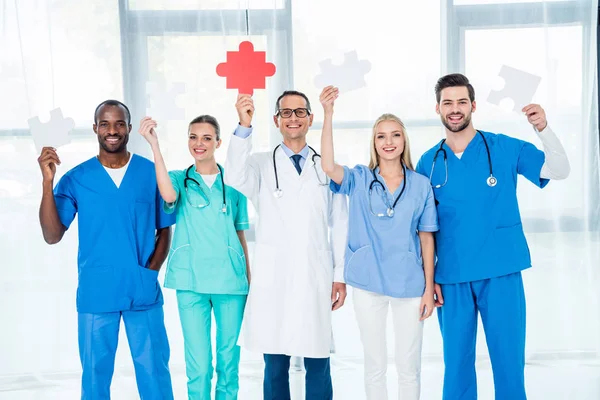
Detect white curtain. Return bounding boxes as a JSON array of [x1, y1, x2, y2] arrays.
[[1, 0, 598, 394]]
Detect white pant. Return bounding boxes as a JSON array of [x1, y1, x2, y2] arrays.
[[353, 288, 424, 400]]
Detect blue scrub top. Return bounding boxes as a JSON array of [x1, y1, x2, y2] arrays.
[[330, 165, 438, 298], [53, 154, 176, 314], [163, 166, 250, 295], [415, 130, 549, 284]]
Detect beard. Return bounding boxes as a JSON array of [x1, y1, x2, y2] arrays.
[[441, 113, 471, 133], [99, 134, 129, 153]]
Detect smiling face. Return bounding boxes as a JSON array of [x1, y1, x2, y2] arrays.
[[273, 94, 314, 141], [374, 120, 406, 164], [93, 104, 131, 153], [188, 122, 221, 161], [436, 86, 476, 133]]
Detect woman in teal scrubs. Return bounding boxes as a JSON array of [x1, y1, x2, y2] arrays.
[[140, 115, 250, 400]]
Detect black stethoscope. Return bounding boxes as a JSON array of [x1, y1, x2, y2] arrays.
[[368, 163, 407, 218], [184, 163, 227, 213], [272, 145, 328, 198], [429, 130, 497, 189]]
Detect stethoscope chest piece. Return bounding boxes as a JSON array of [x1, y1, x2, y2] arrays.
[[386, 208, 395, 217], [487, 175, 498, 187], [273, 188, 284, 198]]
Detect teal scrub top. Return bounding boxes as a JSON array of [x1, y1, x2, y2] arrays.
[[53, 155, 175, 313], [163, 166, 250, 295], [415, 130, 548, 284]]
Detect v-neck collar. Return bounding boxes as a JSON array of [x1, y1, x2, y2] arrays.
[[374, 166, 408, 198], [95, 153, 135, 190], [189, 166, 223, 191], [443, 131, 483, 163]]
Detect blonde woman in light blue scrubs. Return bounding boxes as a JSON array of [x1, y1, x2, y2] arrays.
[[319, 86, 438, 400], [139, 115, 250, 400]]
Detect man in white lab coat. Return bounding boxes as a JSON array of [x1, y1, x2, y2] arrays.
[[225, 91, 348, 399]]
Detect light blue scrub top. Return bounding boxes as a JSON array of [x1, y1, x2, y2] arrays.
[[415, 130, 548, 284], [163, 166, 250, 295], [330, 165, 438, 298], [54, 155, 176, 314]]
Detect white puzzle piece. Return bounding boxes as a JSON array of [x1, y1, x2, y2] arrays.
[[28, 108, 74, 153], [314, 50, 371, 93], [145, 81, 186, 122], [487, 65, 542, 112]]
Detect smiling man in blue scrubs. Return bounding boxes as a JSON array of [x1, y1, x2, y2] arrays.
[[37, 100, 175, 400], [416, 74, 570, 399]]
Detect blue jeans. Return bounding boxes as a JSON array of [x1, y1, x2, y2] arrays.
[[263, 354, 333, 400]]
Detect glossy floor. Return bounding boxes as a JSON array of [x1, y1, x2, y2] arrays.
[[1, 358, 599, 399]]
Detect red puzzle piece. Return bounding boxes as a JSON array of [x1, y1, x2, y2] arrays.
[[216, 41, 276, 95]]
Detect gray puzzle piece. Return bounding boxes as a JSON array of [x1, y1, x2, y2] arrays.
[[314, 50, 371, 93], [146, 82, 186, 122], [28, 108, 74, 153], [487, 65, 541, 112]]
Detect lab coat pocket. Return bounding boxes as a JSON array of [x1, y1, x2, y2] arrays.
[[251, 243, 278, 288], [345, 245, 376, 287], [312, 249, 334, 294]]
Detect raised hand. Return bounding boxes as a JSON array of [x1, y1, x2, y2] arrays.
[[522, 104, 547, 132], [319, 86, 339, 115], [139, 117, 159, 147], [236, 94, 254, 128], [37, 147, 61, 182]]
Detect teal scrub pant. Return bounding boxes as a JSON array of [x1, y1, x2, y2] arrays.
[[437, 272, 527, 400], [176, 291, 247, 400]]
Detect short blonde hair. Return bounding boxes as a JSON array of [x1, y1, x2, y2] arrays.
[[368, 113, 414, 171]]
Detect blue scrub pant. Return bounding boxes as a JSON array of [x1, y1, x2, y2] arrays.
[[176, 291, 247, 400], [263, 354, 333, 400], [78, 307, 173, 400], [437, 272, 526, 400]]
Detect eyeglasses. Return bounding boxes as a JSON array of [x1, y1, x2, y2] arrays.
[[277, 108, 310, 118]]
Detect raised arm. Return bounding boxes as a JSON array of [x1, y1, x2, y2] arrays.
[[139, 117, 177, 204], [224, 94, 261, 201], [319, 86, 345, 185], [522, 104, 570, 180], [37, 147, 67, 244]]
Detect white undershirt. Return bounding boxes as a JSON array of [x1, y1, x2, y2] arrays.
[[201, 174, 218, 188], [455, 152, 464, 159], [102, 156, 131, 188]]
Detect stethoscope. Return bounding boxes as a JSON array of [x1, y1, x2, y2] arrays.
[[368, 163, 407, 218], [429, 130, 497, 189], [184, 163, 227, 213], [272, 145, 328, 198]]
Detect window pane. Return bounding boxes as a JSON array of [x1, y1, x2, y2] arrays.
[[455, 0, 569, 5], [465, 26, 583, 222], [291, 0, 441, 124], [145, 34, 275, 226], [0, 0, 123, 130], [129, 0, 285, 10]]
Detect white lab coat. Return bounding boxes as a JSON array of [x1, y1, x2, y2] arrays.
[[224, 133, 348, 358]]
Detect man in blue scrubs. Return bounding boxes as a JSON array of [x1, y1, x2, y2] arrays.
[[416, 74, 570, 399], [37, 100, 175, 399]]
